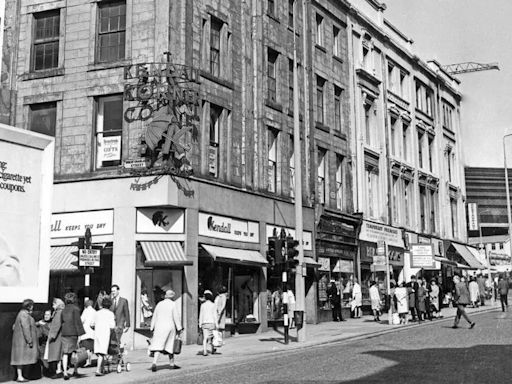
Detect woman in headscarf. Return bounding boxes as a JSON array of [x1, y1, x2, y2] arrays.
[[47, 298, 65, 378], [36, 309, 53, 377], [11, 299, 38, 383], [60, 292, 85, 380], [149, 290, 183, 371]]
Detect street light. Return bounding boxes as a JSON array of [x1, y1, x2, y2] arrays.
[[502, 134, 512, 274], [477, 207, 494, 303]]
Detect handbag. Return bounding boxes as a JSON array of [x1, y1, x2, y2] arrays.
[[173, 337, 182, 355], [71, 347, 88, 368], [196, 329, 203, 345]]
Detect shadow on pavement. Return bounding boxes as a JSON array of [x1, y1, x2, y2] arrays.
[[342, 344, 512, 383]]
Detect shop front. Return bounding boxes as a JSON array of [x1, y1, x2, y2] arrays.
[[445, 241, 486, 278], [197, 212, 266, 334], [358, 221, 405, 304], [49, 210, 114, 304], [316, 212, 360, 322]]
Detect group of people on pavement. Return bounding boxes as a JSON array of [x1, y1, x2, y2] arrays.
[[10, 285, 130, 382], [326, 276, 363, 322]]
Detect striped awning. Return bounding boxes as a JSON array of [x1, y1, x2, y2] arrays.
[[452, 243, 486, 269], [50, 246, 79, 271], [201, 244, 268, 266], [304, 257, 321, 268], [140, 241, 191, 267]]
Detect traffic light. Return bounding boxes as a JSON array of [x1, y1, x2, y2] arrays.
[[267, 236, 277, 267], [285, 237, 300, 272]]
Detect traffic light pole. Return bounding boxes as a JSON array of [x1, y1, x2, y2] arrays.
[[293, 10, 305, 343]]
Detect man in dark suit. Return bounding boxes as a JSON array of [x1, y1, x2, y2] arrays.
[[452, 275, 475, 329], [110, 284, 130, 343]]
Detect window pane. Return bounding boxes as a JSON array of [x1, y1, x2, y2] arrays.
[[29, 102, 57, 136], [96, 96, 123, 168]]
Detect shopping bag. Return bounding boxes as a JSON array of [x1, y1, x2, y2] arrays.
[[212, 330, 222, 348], [173, 337, 182, 355], [196, 329, 203, 345], [391, 312, 400, 325], [71, 347, 88, 368]]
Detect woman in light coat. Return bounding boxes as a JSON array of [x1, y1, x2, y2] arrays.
[[92, 297, 115, 376], [79, 299, 96, 367], [214, 285, 227, 343], [47, 298, 65, 378], [469, 277, 480, 308], [394, 282, 409, 324], [429, 280, 441, 318], [11, 299, 38, 383], [149, 290, 183, 371], [199, 290, 218, 356], [351, 280, 362, 318]]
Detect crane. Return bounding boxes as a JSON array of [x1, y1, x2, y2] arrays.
[[441, 62, 500, 75]]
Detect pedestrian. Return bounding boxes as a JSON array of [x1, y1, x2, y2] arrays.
[[407, 276, 420, 322], [452, 275, 475, 329], [417, 279, 427, 321], [468, 277, 479, 308], [148, 290, 183, 371], [284, 285, 296, 328], [36, 309, 52, 377], [47, 298, 65, 378], [394, 282, 409, 324], [110, 284, 131, 345], [237, 280, 253, 324], [497, 274, 509, 312], [429, 280, 441, 319], [95, 290, 107, 310], [199, 289, 218, 356], [140, 289, 153, 327], [60, 292, 85, 380], [351, 279, 362, 318], [327, 280, 342, 322], [476, 274, 486, 306], [92, 296, 115, 376], [11, 299, 38, 383], [79, 299, 96, 367], [214, 285, 228, 344], [369, 281, 381, 322]]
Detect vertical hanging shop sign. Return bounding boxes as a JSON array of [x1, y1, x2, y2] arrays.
[[123, 53, 201, 177]]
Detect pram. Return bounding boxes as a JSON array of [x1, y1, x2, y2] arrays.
[[105, 329, 131, 373]]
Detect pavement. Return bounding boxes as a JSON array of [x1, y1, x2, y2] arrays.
[[13, 300, 502, 383]]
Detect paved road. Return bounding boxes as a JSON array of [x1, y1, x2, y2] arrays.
[[149, 310, 512, 384]]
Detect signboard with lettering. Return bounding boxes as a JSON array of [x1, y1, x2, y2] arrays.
[[98, 136, 121, 162], [265, 225, 313, 251], [373, 255, 386, 266], [467, 203, 478, 231], [318, 257, 330, 271], [79, 249, 101, 267], [410, 243, 435, 268], [136, 207, 184, 234], [0, 124, 53, 302], [199, 213, 259, 243], [51, 210, 114, 239], [359, 221, 404, 248]]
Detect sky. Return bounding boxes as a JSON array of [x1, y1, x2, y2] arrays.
[[385, 0, 512, 168]]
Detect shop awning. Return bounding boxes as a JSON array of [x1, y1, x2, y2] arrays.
[[50, 246, 78, 271], [452, 243, 486, 269], [201, 244, 267, 266], [140, 241, 192, 267], [304, 257, 321, 268], [434, 256, 457, 267]]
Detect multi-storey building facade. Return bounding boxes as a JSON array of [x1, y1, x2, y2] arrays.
[[0, 0, 473, 363]]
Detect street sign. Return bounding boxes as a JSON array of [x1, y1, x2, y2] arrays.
[[79, 249, 100, 267], [123, 159, 148, 170], [410, 243, 435, 268]]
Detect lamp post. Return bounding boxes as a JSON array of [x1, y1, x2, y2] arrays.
[[503, 134, 512, 274], [478, 208, 493, 303]]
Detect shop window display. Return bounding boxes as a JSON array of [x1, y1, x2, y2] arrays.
[[135, 269, 182, 329], [199, 258, 260, 328], [317, 257, 354, 311]]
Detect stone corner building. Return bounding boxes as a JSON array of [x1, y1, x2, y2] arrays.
[[0, 0, 471, 353]]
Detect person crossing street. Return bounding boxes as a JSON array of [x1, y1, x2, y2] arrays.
[[497, 275, 509, 312], [452, 275, 475, 329]]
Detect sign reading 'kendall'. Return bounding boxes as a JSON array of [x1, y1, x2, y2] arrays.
[[199, 213, 259, 243]]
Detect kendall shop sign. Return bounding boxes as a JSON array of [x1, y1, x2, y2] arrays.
[[51, 210, 114, 238], [199, 213, 259, 243]]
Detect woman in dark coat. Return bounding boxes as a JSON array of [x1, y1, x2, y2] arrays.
[[48, 298, 65, 377], [61, 292, 85, 380], [36, 309, 52, 377], [11, 299, 38, 383]]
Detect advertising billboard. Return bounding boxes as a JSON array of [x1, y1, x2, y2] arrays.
[[0, 124, 54, 302]]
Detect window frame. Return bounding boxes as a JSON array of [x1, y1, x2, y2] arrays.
[[94, 94, 124, 170], [31, 10, 60, 71], [267, 128, 278, 193], [28, 101, 57, 136], [317, 148, 327, 205], [209, 17, 222, 77], [315, 13, 324, 46], [267, 48, 279, 103], [334, 86, 343, 132], [288, 0, 294, 28], [335, 154, 344, 210], [208, 104, 222, 178], [96, 0, 126, 63], [333, 25, 340, 57], [316, 76, 325, 124]]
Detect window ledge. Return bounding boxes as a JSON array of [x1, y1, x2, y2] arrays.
[[333, 131, 347, 140], [265, 99, 283, 112], [20, 67, 64, 81], [267, 13, 280, 23], [200, 70, 234, 89], [87, 60, 131, 72], [333, 55, 344, 65], [315, 121, 330, 133], [315, 44, 327, 53]]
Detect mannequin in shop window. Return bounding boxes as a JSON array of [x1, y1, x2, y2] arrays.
[[140, 289, 153, 327], [237, 278, 254, 324]]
